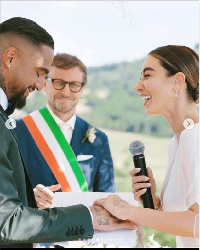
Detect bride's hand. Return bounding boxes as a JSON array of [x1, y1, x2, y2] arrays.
[[130, 167, 158, 206]]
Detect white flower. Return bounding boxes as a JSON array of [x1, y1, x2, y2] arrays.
[[81, 126, 97, 144], [145, 234, 170, 248], [88, 133, 96, 143], [145, 234, 162, 248]]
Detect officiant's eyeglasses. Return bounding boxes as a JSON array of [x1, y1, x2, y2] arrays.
[[46, 77, 84, 93]]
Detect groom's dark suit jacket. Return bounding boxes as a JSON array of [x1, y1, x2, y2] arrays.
[[15, 115, 116, 192], [0, 106, 93, 248]]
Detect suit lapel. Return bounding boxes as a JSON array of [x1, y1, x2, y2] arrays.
[[70, 116, 89, 156], [0, 105, 36, 207], [0, 105, 18, 141], [0, 105, 7, 119]]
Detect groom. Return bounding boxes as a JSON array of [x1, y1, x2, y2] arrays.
[[15, 53, 116, 195], [0, 17, 135, 248]]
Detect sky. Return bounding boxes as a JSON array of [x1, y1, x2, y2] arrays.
[[1, 0, 199, 67]]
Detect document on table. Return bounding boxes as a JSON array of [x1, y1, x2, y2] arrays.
[[52, 192, 139, 247]]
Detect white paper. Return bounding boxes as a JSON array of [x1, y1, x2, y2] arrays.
[[52, 192, 139, 247]]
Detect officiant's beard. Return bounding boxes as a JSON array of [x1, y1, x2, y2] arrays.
[[51, 98, 78, 114]]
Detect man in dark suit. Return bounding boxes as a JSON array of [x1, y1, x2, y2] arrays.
[[15, 53, 115, 207], [0, 17, 134, 248]]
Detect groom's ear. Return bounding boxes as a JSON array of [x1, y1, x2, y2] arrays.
[[2, 46, 18, 70]]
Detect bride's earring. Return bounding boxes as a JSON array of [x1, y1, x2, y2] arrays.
[[174, 88, 178, 98]]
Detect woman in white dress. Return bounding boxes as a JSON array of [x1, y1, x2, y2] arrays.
[[94, 45, 199, 248]]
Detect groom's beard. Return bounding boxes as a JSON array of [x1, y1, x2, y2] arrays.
[[10, 90, 27, 109], [0, 73, 26, 109], [0, 73, 27, 115], [5, 89, 27, 116], [8, 82, 27, 110]]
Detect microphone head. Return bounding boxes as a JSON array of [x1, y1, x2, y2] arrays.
[[129, 140, 145, 156]]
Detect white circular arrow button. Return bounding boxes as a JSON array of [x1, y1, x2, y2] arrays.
[[5, 118, 16, 130], [183, 118, 194, 130]]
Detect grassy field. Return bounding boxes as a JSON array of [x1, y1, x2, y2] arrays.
[[102, 128, 176, 248]]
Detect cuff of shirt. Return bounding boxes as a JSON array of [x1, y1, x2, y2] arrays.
[[86, 206, 93, 224]]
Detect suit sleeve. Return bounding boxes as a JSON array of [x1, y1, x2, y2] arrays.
[[0, 118, 93, 245], [93, 133, 116, 192]]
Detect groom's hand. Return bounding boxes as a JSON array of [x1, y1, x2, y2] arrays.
[[33, 184, 61, 209], [89, 204, 136, 231]]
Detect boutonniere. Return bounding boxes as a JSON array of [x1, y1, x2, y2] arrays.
[[81, 126, 97, 144]]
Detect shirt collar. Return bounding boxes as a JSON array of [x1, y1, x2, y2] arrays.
[[0, 88, 9, 110], [46, 104, 76, 130]]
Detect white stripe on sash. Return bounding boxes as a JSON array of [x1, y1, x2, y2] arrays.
[[30, 110, 81, 192]]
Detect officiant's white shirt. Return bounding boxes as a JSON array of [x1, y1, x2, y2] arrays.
[[46, 104, 76, 144], [161, 123, 199, 248]]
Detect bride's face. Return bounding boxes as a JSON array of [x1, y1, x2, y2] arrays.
[[134, 55, 175, 116]]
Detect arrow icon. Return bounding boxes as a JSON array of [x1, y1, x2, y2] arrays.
[[183, 118, 194, 129]]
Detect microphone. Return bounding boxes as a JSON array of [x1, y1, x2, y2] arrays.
[[129, 140, 154, 209]]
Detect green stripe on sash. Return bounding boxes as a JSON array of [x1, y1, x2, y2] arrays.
[[39, 107, 88, 192]]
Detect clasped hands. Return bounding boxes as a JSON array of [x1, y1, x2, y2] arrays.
[[33, 184, 137, 231], [33, 166, 158, 231]]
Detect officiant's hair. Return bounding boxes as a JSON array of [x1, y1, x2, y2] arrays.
[[149, 45, 199, 104], [0, 17, 54, 50], [52, 53, 87, 85]]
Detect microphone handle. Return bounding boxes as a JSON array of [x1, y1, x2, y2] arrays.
[[133, 154, 155, 209]]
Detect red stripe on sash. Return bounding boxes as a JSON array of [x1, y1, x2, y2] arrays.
[[23, 115, 72, 192]]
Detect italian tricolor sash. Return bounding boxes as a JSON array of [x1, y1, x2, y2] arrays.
[[23, 107, 88, 192]]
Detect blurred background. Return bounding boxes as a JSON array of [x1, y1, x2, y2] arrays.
[[1, 0, 199, 247]]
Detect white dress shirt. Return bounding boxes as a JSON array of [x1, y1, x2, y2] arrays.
[[46, 104, 76, 144], [0, 88, 8, 110]]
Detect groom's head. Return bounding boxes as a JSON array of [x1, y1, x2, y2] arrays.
[[0, 17, 54, 111]]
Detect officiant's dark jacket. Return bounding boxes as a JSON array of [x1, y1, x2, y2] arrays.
[[0, 106, 93, 248]]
